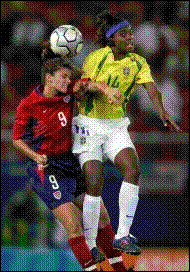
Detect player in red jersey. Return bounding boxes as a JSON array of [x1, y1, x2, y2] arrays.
[[12, 43, 130, 271]]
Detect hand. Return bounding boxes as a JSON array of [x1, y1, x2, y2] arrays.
[[104, 87, 122, 104], [73, 80, 90, 102], [73, 80, 88, 93], [160, 111, 182, 132], [36, 154, 48, 170]]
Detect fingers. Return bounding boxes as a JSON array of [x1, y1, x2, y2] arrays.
[[108, 96, 118, 104], [164, 120, 182, 132], [42, 154, 48, 162], [171, 123, 182, 132], [73, 81, 87, 93], [37, 154, 48, 170], [37, 163, 49, 170], [107, 89, 122, 104], [37, 157, 48, 170], [113, 88, 122, 98]]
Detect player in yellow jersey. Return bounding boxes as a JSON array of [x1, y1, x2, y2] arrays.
[[72, 10, 182, 261]]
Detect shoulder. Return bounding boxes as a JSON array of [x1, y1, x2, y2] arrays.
[[130, 53, 147, 63], [129, 53, 151, 71], [16, 90, 37, 112], [84, 46, 111, 62]]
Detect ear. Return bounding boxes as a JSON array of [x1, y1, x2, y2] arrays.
[[45, 73, 53, 84], [107, 38, 115, 47]]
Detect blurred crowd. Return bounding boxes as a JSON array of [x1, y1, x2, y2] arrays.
[[1, 1, 189, 249], [1, 182, 68, 248], [1, 1, 189, 133]]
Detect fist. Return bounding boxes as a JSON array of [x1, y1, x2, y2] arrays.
[[36, 154, 48, 170]]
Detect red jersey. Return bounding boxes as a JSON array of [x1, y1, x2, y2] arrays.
[[13, 84, 74, 155]]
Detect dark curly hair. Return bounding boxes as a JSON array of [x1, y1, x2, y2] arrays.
[[95, 10, 125, 47]]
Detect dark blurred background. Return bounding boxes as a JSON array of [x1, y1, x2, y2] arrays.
[[1, 1, 189, 271]]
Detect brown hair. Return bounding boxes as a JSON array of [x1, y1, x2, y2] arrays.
[[41, 41, 81, 85], [96, 10, 124, 47]]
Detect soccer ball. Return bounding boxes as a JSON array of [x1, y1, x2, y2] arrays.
[[50, 25, 83, 57]]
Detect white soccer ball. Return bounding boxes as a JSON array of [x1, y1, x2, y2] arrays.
[[50, 25, 83, 57]]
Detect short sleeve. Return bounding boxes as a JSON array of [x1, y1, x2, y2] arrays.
[[13, 101, 31, 140], [135, 59, 154, 84]]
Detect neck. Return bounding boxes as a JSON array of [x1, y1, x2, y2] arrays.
[[43, 85, 58, 97], [111, 46, 129, 61]]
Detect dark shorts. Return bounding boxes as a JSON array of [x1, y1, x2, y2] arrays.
[[26, 152, 86, 210]]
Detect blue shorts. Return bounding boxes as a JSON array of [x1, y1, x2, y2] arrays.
[[26, 152, 86, 210]]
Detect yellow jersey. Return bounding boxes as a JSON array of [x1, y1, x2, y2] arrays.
[[78, 46, 154, 119]]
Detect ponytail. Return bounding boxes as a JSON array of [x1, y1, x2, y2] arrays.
[[96, 10, 115, 26], [41, 40, 62, 62], [96, 10, 125, 47], [41, 40, 81, 85]]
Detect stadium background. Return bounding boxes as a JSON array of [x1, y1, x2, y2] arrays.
[[1, 1, 189, 271]]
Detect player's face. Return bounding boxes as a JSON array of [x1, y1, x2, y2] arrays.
[[111, 27, 134, 53], [49, 68, 72, 93]]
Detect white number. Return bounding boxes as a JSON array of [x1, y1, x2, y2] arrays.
[[58, 112, 67, 127], [49, 175, 59, 190]]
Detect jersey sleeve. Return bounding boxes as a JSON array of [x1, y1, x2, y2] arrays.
[[81, 53, 99, 81], [135, 58, 154, 84], [13, 101, 31, 140]]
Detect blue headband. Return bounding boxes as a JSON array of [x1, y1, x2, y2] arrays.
[[105, 21, 130, 38]]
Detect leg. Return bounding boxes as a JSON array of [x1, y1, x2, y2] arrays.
[[75, 194, 127, 271], [79, 156, 104, 252], [52, 202, 97, 271], [112, 148, 141, 255], [83, 160, 104, 196], [52, 202, 83, 239], [114, 147, 140, 185], [74, 193, 111, 230], [97, 201, 129, 271], [74, 192, 110, 264], [73, 162, 107, 263]]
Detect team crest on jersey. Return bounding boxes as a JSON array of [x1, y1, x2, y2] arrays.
[[53, 190, 62, 200], [63, 95, 71, 103], [80, 136, 86, 145], [123, 67, 130, 76]]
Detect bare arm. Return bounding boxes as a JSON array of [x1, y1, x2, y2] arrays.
[[73, 79, 121, 104], [142, 82, 166, 115], [13, 139, 48, 167], [142, 82, 182, 132]]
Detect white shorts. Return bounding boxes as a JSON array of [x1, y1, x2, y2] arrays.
[[72, 114, 136, 168]]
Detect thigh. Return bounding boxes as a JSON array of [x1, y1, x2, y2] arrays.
[[114, 147, 140, 179], [82, 159, 104, 196], [104, 124, 136, 164], [52, 202, 83, 238], [78, 148, 103, 170], [78, 151, 104, 195]]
